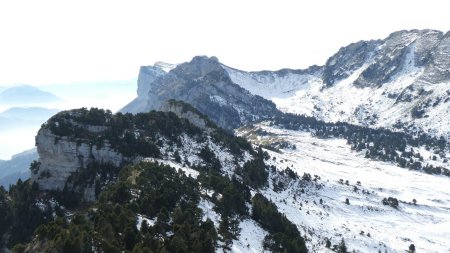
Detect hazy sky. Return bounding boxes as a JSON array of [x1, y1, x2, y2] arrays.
[[0, 0, 449, 86]]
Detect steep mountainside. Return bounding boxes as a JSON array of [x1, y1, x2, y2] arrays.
[[224, 29, 450, 138], [2, 106, 447, 253], [1, 107, 312, 253], [237, 123, 450, 253], [1, 29, 449, 253], [121, 30, 449, 137], [121, 56, 279, 130]]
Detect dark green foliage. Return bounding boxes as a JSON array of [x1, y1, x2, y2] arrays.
[[196, 170, 251, 251], [0, 180, 56, 248], [29, 161, 41, 175], [337, 238, 347, 253], [211, 131, 253, 156], [197, 170, 250, 217], [274, 113, 450, 176], [34, 216, 93, 253], [216, 176, 250, 217], [2, 106, 263, 252], [241, 147, 269, 189], [166, 100, 253, 156], [46, 108, 202, 159], [130, 162, 200, 217], [382, 197, 399, 208], [285, 168, 298, 180], [325, 238, 331, 248], [218, 215, 240, 250], [252, 193, 307, 253], [198, 145, 222, 171], [46, 107, 254, 163], [52, 162, 121, 208], [0, 186, 11, 242], [20, 162, 217, 253], [302, 173, 312, 182]]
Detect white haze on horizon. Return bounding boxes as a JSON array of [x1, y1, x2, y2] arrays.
[[0, 81, 137, 160]]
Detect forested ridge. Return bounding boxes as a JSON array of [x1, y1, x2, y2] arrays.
[[0, 108, 307, 253], [273, 113, 450, 176]]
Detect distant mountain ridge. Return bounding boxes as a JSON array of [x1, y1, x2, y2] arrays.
[[124, 29, 449, 138], [0, 107, 59, 120], [224, 29, 450, 138], [0, 107, 59, 143], [0, 148, 37, 187], [0, 85, 61, 105]]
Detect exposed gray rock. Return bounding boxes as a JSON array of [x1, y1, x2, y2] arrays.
[[32, 128, 124, 191], [120, 65, 167, 113], [159, 100, 213, 132], [421, 31, 450, 83], [223, 29, 450, 138], [121, 56, 280, 130], [323, 40, 382, 86]]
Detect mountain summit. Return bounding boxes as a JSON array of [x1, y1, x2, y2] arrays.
[[120, 56, 279, 130], [224, 29, 450, 137], [1, 29, 448, 253], [125, 30, 449, 138]]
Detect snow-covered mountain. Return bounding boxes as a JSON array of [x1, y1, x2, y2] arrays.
[[224, 29, 450, 138], [121, 56, 279, 130], [2, 29, 449, 253], [124, 30, 449, 138], [11, 105, 448, 253]]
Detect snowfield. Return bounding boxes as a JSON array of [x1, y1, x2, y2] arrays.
[[238, 124, 450, 253], [224, 42, 450, 139]]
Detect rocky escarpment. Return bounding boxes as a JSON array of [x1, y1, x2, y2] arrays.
[[30, 107, 254, 199], [121, 56, 280, 130], [31, 113, 129, 199], [159, 99, 216, 132], [223, 29, 450, 138], [122, 65, 167, 113], [32, 128, 124, 192]]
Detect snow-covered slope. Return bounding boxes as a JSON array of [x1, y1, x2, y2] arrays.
[[238, 123, 450, 253], [121, 56, 280, 130], [225, 29, 450, 138]]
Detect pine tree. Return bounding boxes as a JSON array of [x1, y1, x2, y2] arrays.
[[337, 238, 347, 253]]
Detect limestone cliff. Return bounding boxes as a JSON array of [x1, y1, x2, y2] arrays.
[[30, 107, 249, 199], [120, 56, 280, 130], [32, 126, 124, 192], [159, 99, 216, 132]]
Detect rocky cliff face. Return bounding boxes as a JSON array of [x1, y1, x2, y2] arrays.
[[121, 30, 449, 137], [121, 65, 167, 113], [159, 99, 215, 132], [32, 126, 124, 192], [30, 107, 252, 198], [224, 29, 450, 138], [120, 56, 280, 130]]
